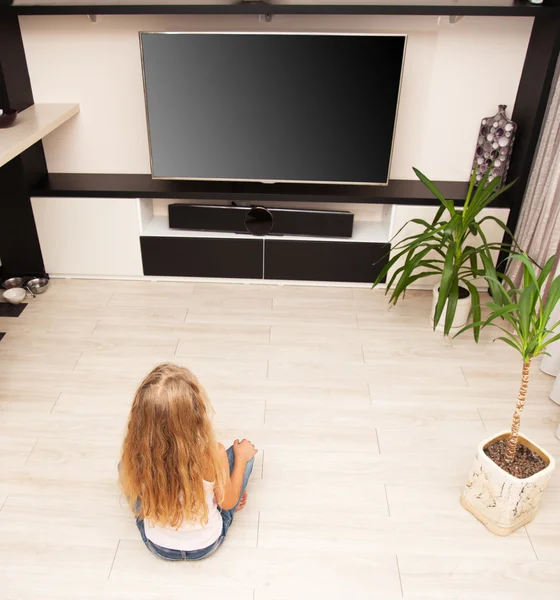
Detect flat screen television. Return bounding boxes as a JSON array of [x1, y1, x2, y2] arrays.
[[140, 32, 406, 186]]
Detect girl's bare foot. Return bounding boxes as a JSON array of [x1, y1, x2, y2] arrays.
[[236, 491, 248, 512]]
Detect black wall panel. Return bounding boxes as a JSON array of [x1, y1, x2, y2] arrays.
[[0, 154, 45, 277], [0, 16, 47, 278], [0, 14, 34, 111]]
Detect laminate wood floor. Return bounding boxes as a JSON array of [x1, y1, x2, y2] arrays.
[[1, 278, 559, 599]]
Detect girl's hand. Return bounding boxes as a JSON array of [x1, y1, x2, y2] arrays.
[[233, 438, 258, 463]]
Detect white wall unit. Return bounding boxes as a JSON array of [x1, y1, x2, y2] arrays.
[[0, 103, 79, 168], [19, 15, 532, 181], [138, 197, 154, 232], [30, 197, 143, 277], [28, 196, 510, 284]]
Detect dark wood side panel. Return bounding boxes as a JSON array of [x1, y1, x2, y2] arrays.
[[140, 236, 264, 279], [264, 239, 388, 283], [0, 16, 47, 278], [0, 13, 34, 111], [20, 141, 49, 190], [0, 155, 45, 278], [499, 16, 560, 267], [3, 2, 560, 17]]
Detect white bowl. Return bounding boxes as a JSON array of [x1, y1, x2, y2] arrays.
[[3, 287, 26, 305]]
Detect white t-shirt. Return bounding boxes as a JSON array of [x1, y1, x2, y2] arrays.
[[143, 481, 223, 551]]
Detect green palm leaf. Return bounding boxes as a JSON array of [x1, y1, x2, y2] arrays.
[[463, 168, 477, 214], [412, 168, 456, 215], [443, 281, 459, 336], [495, 336, 523, 353], [542, 270, 560, 325], [463, 281, 481, 342], [518, 284, 536, 339], [433, 242, 457, 328]]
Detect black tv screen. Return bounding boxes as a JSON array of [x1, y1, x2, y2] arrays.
[[140, 33, 406, 185]]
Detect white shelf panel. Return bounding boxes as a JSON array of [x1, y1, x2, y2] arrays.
[[0, 103, 80, 168], [141, 216, 390, 244]]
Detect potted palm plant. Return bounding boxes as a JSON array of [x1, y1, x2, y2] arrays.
[[373, 167, 515, 338], [459, 254, 560, 535]]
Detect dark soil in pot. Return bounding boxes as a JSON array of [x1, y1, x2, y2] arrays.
[[484, 439, 548, 478]]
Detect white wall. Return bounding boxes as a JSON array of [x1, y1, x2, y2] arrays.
[[20, 14, 532, 181]]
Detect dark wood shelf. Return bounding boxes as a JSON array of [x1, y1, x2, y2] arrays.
[[2, 1, 559, 17], [30, 172, 513, 207]]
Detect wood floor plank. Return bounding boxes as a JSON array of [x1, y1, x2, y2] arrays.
[[398, 555, 560, 599], [2, 579, 254, 600], [0, 390, 59, 413], [0, 435, 38, 467], [187, 310, 359, 328], [176, 339, 365, 363], [23, 302, 188, 324], [0, 538, 118, 580], [0, 492, 137, 545], [376, 421, 487, 454], [0, 315, 99, 336], [268, 359, 466, 386], [262, 446, 473, 486], [111, 542, 402, 600], [525, 522, 560, 562], [370, 399, 482, 426], [258, 507, 535, 559]]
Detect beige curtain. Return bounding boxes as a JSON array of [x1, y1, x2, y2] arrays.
[[508, 57, 560, 288]]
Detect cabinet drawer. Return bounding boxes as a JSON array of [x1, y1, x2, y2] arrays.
[[140, 236, 263, 279], [264, 239, 387, 283], [31, 197, 143, 276]]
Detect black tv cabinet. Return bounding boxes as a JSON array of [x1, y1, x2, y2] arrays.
[[140, 234, 387, 283]]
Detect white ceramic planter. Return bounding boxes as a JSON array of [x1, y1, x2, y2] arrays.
[[541, 303, 560, 376], [550, 375, 560, 406], [556, 423, 560, 441], [461, 430, 555, 536], [430, 283, 472, 335], [541, 345, 560, 376]]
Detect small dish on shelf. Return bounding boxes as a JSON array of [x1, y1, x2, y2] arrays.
[[0, 108, 18, 128]]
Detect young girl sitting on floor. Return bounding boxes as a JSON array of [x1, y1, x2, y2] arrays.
[[119, 363, 257, 561]]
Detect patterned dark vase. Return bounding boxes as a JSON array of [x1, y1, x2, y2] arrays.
[[472, 105, 517, 188]]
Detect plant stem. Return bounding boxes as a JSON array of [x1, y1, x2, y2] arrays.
[[505, 360, 531, 463]]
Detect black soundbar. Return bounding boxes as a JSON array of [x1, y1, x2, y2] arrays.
[[168, 204, 354, 238]]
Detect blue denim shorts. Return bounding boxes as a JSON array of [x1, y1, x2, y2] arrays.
[[136, 517, 225, 561], [135, 449, 254, 561]]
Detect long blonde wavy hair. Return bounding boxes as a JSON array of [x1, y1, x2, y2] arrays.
[[120, 363, 225, 527]]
